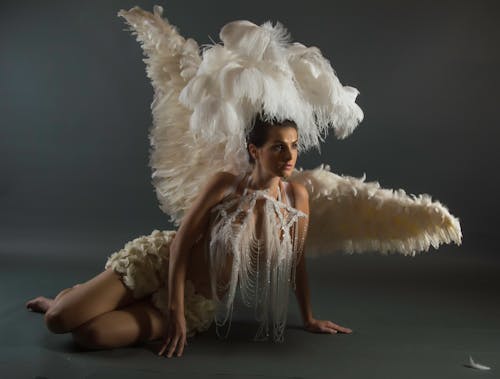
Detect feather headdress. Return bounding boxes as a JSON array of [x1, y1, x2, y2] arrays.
[[179, 18, 364, 165]]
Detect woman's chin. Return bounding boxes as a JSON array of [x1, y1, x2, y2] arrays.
[[278, 167, 294, 176]]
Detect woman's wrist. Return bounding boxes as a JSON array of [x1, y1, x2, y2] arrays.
[[167, 301, 185, 315], [303, 315, 314, 327]]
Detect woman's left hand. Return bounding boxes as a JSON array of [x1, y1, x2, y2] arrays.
[[304, 318, 353, 334]]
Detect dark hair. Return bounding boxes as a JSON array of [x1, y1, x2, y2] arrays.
[[246, 115, 298, 164]]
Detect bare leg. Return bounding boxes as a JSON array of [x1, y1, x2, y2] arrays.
[[26, 284, 82, 313], [72, 298, 167, 350], [41, 268, 137, 334]]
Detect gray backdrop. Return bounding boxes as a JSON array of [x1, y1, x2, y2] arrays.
[[2, 0, 499, 261]]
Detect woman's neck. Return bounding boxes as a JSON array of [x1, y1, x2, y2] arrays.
[[248, 167, 281, 197]]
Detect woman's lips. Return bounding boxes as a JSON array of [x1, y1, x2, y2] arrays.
[[283, 164, 293, 169]]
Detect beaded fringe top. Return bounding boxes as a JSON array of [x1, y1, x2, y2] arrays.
[[207, 172, 308, 342]]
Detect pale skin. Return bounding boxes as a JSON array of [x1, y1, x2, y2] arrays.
[[26, 121, 352, 358]]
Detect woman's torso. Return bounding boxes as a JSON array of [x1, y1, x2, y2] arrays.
[[184, 171, 298, 299]]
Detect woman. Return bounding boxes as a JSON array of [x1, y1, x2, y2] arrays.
[[26, 116, 353, 358], [26, 4, 462, 359]]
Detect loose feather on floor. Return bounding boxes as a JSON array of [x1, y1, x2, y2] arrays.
[[465, 356, 491, 370]]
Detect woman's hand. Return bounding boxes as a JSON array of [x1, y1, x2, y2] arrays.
[[304, 318, 353, 334], [158, 310, 187, 358]]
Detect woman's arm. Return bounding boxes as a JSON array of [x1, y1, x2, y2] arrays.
[[291, 182, 313, 325], [159, 171, 236, 358], [291, 182, 353, 335], [293, 244, 314, 325]]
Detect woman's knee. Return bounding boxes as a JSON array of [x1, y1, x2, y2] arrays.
[[44, 306, 72, 334], [44, 308, 68, 334], [71, 323, 109, 350], [71, 318, 143, 350]]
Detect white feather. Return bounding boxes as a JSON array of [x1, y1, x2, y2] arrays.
[[220, 20, 271, 60], [466, 356, 491, 370]]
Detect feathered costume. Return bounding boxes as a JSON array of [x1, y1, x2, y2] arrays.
[[105, 5, 462, 342]]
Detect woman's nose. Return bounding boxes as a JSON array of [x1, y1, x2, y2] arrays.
[[282, 148, 292, 160]]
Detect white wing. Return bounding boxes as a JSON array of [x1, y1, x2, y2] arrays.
[[289, 165, 462, 257], [119, 6, 240, 226]]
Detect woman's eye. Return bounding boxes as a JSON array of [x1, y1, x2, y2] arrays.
[[273, 144, 298, 151]]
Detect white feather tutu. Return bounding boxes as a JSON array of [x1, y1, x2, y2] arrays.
[[104, 229, 216, 337]]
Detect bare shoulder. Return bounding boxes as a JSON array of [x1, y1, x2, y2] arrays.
[[200, 171, 238, 202], [288, 181, 309, 202], [207, 171, 238, 190], [288, 181, 309, 214], [217, 171, 239, 182], [175, 171, 239, 238]]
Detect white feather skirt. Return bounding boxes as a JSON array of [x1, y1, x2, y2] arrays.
[[104, 229, 216, 337]]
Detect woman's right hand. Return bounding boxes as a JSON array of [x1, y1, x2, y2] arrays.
[[158, 310, 187, 358]]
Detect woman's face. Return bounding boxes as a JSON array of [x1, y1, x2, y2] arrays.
[[250, 123, 299, 178]]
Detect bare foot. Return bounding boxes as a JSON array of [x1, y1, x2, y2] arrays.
[[26, 296, 54, 313]]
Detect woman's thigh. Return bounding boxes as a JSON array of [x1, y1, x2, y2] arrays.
[[45, 268, 137, 333], [71, 298, 166, 350]]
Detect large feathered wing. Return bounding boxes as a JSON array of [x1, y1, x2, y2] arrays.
[[118, 6, 241, 226], [289, 165, 462, 257]]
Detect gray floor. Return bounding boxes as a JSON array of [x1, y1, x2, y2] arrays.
[[1, 243, 499, 379]]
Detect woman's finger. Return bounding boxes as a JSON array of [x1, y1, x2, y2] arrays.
[[334, 325, 352, 333], [328, 321, 352, 333], [158, 344, 166, 356], [167, 337, 179, 358], [320, 326, 337, 334], [158, 337, 171, 356], [176, 337, 186, 357]]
